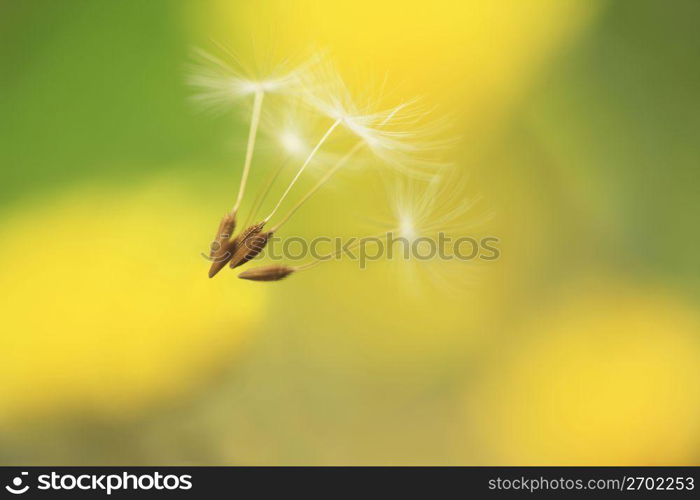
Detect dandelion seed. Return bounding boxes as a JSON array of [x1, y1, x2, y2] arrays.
[[189, 47, 316, 277], [207, 212, 238, 278], [230, 230, 273, 269], [238, 265, 296, 282], [192, 48, 464, 285], [208, 240, 236, 278], [209, 212, 237, 259], [227, 222, 266, 269]]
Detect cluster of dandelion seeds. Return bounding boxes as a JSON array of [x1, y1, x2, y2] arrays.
[[188, 46, 472, 283]]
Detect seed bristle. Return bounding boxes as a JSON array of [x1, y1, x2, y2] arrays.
[[238, 265, 295, 282]]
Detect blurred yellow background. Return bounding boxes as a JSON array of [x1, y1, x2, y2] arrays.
[[1, 0, 699, 464]]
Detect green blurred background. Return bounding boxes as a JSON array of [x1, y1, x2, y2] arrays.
[[1, 0, 699, 464]]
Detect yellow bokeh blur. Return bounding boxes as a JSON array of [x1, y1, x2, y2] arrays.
[[468, 280, 700, 464], [0, 179, 264, 425], [2, 0, 699, 465], [199, 0, 600, 135], [181, 0, 602, 372]]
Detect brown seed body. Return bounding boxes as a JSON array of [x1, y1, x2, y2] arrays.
[[228, 221, 266, 268], [238, 265, 295, 282], [231, 231, 273, 269], [208, 213, 237, 278], [209, 213, 236, 257], [208, 240, 237, 278]]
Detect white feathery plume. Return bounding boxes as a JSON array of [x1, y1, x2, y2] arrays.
[[187, 47, 309, 111], [300, 60, 452, 176], [188, 46, 317, 213], [263, 61, 447, 224], [371, 169, 494, 292]]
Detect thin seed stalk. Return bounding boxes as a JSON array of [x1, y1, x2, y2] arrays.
[[233, 89, 264, 213], [268, 106, 401, 232], [264, 118, 341, 222], [271, 142, 363, 232]]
